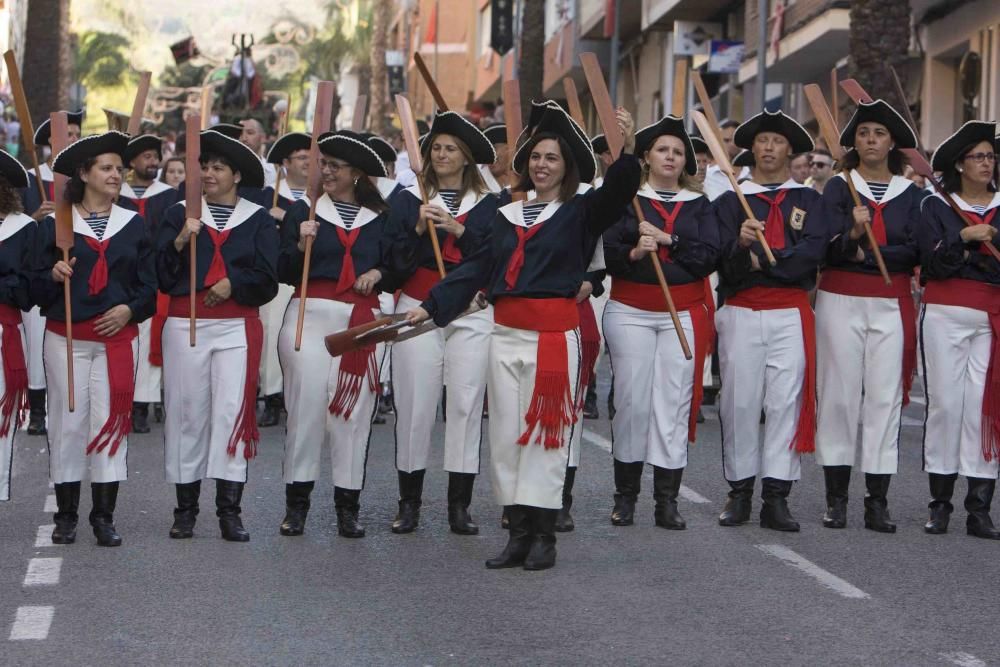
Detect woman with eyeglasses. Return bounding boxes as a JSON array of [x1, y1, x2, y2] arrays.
[[276, 130, 404, 538], [918, 120, 1000, 540], [814, 100, 924, 533]]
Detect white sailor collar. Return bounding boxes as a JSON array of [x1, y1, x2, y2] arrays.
[[120, 179, 174, 200], [405, 184, 485, 218], [72, 204, 136, 241], [29, 163, 54, 182], [841, 171, 913, 205], [184, 197, 262, 233], [936, 191, 1000, 215], [738, 178, 806, 195], [278, 177, 311, 207], [636, 183, 703, 202], [526, 183, 592, 200], [315, 194, 379, 230], [499, 198, 563, 228], [478, 165, 502, 194], [0, 212, 35, 243], [375, 176, 398, 200]]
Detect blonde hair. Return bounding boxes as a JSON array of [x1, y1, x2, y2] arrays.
[[420, 134, 488, 200]]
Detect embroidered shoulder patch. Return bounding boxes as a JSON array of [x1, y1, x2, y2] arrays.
[[789, 207, 806, 230]]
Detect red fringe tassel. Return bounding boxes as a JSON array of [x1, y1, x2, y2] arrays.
[[329, 304, 378, 420], [517, 332, 575, 450], [227, 317, 263, 460]]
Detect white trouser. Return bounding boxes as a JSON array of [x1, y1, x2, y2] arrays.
[[0, 323, 26, 500], [162, 317, 252, 483], [704, 273, 719, 387], [815, 291, 903, 474], [604, 300, 694, 469], [22, 306, 45, 389], [133, 319, 162, 403], [921, 304, 998, 479], [44, 331, 135, 484], [568, 397, 584, 468], [259, 283, 294, 397], [716, 305, 804, 482], [279, 297, 382, 489], [391, 292, 492, 474], [488, 325, 579, 509], [378, 292, 396, 383]]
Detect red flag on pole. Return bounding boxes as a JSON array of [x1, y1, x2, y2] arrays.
[[424, 3, 437, 45]]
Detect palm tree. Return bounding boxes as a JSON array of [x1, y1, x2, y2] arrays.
[[73, 31, 134, 90], [518, 0, 545, 126], [21, 0, 71, 132], [368, 0, 392, 134], [848, 0, 911, 113]]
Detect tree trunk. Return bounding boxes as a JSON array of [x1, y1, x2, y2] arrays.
[[848, 0, 911, 114], [21, 0, 71, 150], [369, 0, 392, 134], [518, 0, 545, 127]]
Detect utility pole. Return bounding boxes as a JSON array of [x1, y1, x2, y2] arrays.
[[757, 0, 767, 110]]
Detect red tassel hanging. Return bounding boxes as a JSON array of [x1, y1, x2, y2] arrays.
[[981, 313, 1000, 462], [517, 332, 575, 450], [790, 306, 817, 454], [85, 338, 135, 457], [0, 322, 28, 437], [227, 317, 263, 460], [329, 304, 378, 419]]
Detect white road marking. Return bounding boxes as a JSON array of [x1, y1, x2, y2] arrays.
[[939, 652, 987, 667], [33, 525, 60, 548], [582, 428, 712, 504], [43, 495, 57, 513], [23, 558, 62, 586], [755, 544, 870, 599], [8, 606, 54, 640]]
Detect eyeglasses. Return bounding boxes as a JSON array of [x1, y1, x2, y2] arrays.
[[319, 159, 351, 171], [809, 161, 832, 168], [962, 152, 997, 164]]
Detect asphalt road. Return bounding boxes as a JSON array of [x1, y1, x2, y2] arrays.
[[2, 362, 999, 666]]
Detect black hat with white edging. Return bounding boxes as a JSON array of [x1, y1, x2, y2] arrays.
[[930, 120, 997, 173], [318, 130, 388, 178], [123, 134, 163, 165], [266, 132, 312, 164], [839, 99, 917, 149], [419, 111, 496, 165], [52, 130, 129, 177], [634, 115, 698, 175], [33, 109, 86, 147], [734, 109, 814, 154], [512, 100, 597, 184], [199, 129, 266, 188]]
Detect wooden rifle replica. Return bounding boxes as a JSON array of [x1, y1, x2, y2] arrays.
[[50, 112, 75, 410], [184, 114, 202, 346], [839, 78, 1000, 262], [293, 80, 335, 351], [691, 71, 777, 267], [579, 51, 692, 360], [3, 50, 48, 203], [802, 83, 891, 285]]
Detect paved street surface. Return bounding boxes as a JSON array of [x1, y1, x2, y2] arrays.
[[2, 362, 999, 666]]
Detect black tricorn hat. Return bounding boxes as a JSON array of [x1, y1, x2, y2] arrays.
[[419, 111, 496, 165], [207, 123, 244, 140], [318, 130, 388, 178], [931, 120, 997, 172], [839, 99, 917, 149], [512, 100, 597, 184], [52, 130, 129, 177], [265, 132, 312, 164], [634, 115, 697, 175], [200, 129, 265, 188], [734, 109, 814, 154], [690, 136, 709, 155], [0, 149, 28, 188], [591, 134, 609, 155], [362, 134, 397, 164], [33, 109, 86, 147], [733, 149, 755, 168], [483, 123, 508, 146], [123, 134, 163, 165]]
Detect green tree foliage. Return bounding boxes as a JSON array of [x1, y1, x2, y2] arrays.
[[74, 30, 134, 89]]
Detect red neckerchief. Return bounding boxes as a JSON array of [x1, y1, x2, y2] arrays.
[[441, 212, 469, 264], [504, 223, 545, 289], [969, 208, 998, 257], [334, 225, 362, 293], [865, 198, 890, 245], [203, 226, 231, 285], [84, 237, 110, 295], [647, 198, 684, 262], [754, 189, 789, 250]]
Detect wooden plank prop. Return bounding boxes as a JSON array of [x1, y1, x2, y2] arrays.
[[184, 115, 202, 346], [50, 112, 75, 411]]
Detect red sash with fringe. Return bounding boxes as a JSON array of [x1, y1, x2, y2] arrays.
[[494, 297, 578, 449], [923, 278, 1000, 462], [576, 299, 600, 410], [0, 305, 27, 437], [46, 318, 138, 457], [726, 286, 816, 454]]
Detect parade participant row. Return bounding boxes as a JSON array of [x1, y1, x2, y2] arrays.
[[0, 97, 996, 574]]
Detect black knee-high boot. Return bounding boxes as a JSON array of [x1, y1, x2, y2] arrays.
[[279, 481, 314, 536], [334, 487, 366, 538], [821, 466, 850, 528], [170, 481, 201, 539], [523, 507, 558, 571], [392, 470, 425, 534], [863, 473, 896, 533], [216, 479, 250, 542], [51, 482, 80, 544], [447, 472, 479, 535], [759, 478, 799, 532], [965, 478, 1000, 540], [718, 477, 755, 526], [89, 482, 122, 547], [486, 505, 531, 569], [652, 466, 685, 529], [611, 459, 643, 526], [925, 472, 957, 534], [555, 467, 576, 532]]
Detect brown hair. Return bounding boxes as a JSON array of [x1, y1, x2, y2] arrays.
[[159, 156, 185, 184], [420, 134, 487, 200], [65, 156, 100, 203], [641, 138, 703, 193], [353, 168, 389, 214], [0, 175, 23, 215], [941, 140, 999, 194], [513, 132, 582, 202]]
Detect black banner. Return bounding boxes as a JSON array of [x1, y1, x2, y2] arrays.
[[490, 0, 514, 57], [388, 65, 405, 97]]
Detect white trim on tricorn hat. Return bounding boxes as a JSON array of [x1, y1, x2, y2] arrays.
[[839, 99, 917, 149], [265, 132, 312, 164], [511, 101, 597, 184], [930, 120, 997, 173], [690, 136, 708, 154], [483, 124, 507, 146], [0, 149, 28, 188], [123, 134, 163, 165], [33, 109, 86, 147], [207, 123, 244, 140], [634, 115, 697, 175], [734, 109, 814, 154], [199, 129, 266, 188], [363, 134, 397, 164], [733, 149, 755, 168], [52, 130, 129, 177], [318, 130, 388, 178], [418, 111, 496, 165], [590, 134, 608, 155]]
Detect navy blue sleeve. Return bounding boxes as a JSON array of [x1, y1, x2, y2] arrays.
[[582, 153, 641, 236], [229, 211, 280, 307]]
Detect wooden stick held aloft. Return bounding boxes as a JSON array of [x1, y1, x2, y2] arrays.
[[50, 112, 75, 411]]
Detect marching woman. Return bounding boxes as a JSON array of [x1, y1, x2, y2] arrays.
[[276, 130, 403, 538], [713, 110, 825, 531], [814, 100, 923, 532], [389, 111, 498, 535], [0, 152, 36, 501], [602, 115, 719, 530], [34, 131, 157, 545], [918, 120, 1000, 539], [405, 101, 640, 570], [155, 129, 278, 542]]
